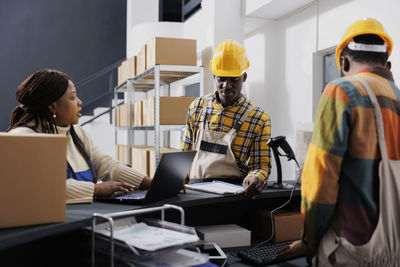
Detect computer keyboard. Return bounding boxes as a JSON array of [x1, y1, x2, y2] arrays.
[[238, 240, 303, 266], [116, 190, 147, 200]]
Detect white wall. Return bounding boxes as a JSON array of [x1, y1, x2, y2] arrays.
[[245, 5, 317, 180], [244, 0, 400, 180], [183, 0, 244, 94], [126, 0, 184, 57], [89, 0, 400, 175]]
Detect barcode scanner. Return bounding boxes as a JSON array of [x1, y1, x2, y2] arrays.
[[267, 136, 297, 189]]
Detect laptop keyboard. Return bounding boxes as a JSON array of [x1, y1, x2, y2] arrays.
[[237, 240, 303, 266], [116, 190, 147, 200]]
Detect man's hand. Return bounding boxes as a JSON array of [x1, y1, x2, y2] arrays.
[[242, 175, 266, 199], [276, 240, 315, 266], [94, 181, 135, 196]]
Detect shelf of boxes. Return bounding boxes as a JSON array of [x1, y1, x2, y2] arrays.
[[114, 37, 203, 175], [114, 64, 203, 174]]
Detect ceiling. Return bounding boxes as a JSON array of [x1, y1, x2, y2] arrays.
[[244, 0, 315, 34], [245, 0, 315, 20]]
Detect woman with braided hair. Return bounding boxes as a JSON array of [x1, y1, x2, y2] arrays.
[[7, 69, 152, 203]]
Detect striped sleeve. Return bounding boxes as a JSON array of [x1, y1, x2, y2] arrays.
[[66, 179, 94, 204], [74, 126, 146, 188], [246, 113, 271, 181], [301, 83, 350, 249], [180, 97, 202, 151]]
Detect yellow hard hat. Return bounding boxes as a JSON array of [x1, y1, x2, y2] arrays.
[[335, 18, 393, 70], [209, 40, 250, 77]]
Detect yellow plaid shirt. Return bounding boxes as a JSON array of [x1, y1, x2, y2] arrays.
[[180, 93, 271, 180]]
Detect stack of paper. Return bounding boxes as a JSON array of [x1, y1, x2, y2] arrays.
[[125, 248, 210, 267], [96, 222, 199, 251], [185, 181, 244, 195]]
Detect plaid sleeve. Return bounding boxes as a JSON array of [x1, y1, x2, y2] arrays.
[[247, 113, 271, 181], [301, 83, 350, 249], [180, 99, 198, 151]]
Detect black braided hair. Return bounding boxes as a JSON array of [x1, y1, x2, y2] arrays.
[[7, 69, 98, 183], [7, 69, 71, 133]]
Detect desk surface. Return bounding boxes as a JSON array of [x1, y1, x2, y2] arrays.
[[0, 185, 300, 251]]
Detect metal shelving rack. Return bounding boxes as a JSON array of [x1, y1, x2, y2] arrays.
[[114, 64, 203, 168], [91, 204, 187, 267]]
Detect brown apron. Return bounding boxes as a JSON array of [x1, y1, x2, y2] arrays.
[[317, 76, 400, 266], [188, 96, 254, 180]]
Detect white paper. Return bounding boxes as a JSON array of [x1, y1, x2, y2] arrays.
[[126, 248, 209, 267], [96, 222, 199, 251], [186, 181, 244, 195]]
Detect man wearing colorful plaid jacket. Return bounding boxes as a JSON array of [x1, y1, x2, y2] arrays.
[[278, 18, 400, 266]]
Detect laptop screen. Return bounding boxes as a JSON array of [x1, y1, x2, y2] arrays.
[[95, 150, 196, 204], [144, 151, 196, 204]]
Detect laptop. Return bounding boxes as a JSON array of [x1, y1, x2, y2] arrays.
[[95, 151, 196, 204]]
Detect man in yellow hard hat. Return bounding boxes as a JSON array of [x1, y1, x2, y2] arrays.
[[278, 18, 400, 266], [180, 39, 271, 199]]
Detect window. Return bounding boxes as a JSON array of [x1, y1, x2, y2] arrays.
[[312, 48, 340, 120], [323, 52, 340, 89], [159, 0, 202, 22]]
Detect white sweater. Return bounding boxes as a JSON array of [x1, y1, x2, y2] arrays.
[[9, 124, 146, 204]]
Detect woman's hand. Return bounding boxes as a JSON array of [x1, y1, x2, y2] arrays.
[[94, 181, 135, 196], [139, 176, 152, 189]]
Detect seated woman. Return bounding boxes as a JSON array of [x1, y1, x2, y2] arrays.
[[7, 69, 152, 203]]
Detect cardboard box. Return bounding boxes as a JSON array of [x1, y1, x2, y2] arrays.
[[116, 145, 130, 165], [115, 105, 120, 127], [119, 104, 126, 126], [197, 224, 251, 248], [131, 146, 153, 176], [149, 147, 179, 178], [137, 45, 147, 75], [146, 37, 197, 69], [142, 98, 151, 126], [118, 60, 129, 85], [143, 96, 195, 126], [118, 104, 135, 127], [115, 144, 119, 161], [118, 64, 123, 85], [130, 146, 179, 177], [133, 101, 143, 126], [251, 209, 303, 242], [127, 56, 137, 79], [0, 134, 67, 228]]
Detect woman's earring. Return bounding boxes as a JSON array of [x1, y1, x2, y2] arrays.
[[53, 112, 56, 119]]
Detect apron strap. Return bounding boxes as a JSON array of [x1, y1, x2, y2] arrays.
[[198, 95, 254, 134], [228, 104, 254, 135], [198, 95, 210, 130], [352, 76, 388, 160]]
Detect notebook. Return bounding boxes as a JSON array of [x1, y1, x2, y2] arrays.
[[95, 151, 196, 204], [185, 181, 244, 195]]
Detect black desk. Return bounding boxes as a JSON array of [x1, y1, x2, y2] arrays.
[[0, 185, 301, 266]]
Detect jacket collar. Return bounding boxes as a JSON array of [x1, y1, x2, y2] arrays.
[[357, 65, 394, 82], [212, 92, 247, 108]]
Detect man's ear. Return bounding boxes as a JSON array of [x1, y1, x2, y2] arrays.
[[341, 56, 350, 72], [242, 72, 247, 82], [386, 61, 392, 70]]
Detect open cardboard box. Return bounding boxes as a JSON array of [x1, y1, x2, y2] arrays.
[[250, 207, 303, 242]]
